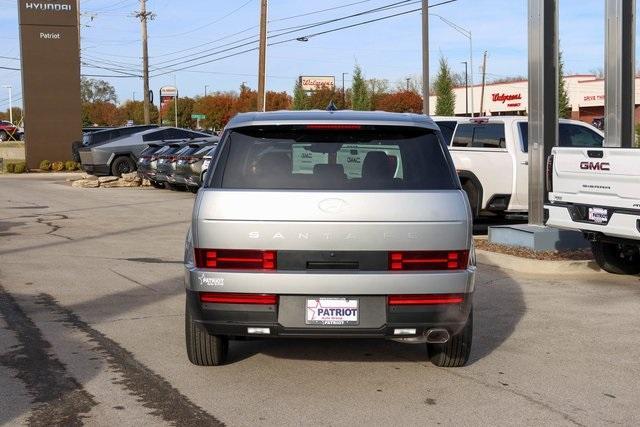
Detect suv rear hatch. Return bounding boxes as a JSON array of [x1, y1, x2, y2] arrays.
[[195, 124, 470, 256]]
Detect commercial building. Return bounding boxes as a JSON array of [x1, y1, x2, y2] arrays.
[[429, 74, 640, 124]]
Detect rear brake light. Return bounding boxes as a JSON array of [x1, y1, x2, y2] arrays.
[[305, 124, 362, 130], [388, 294, 464, 305], [200, 292, 277, 305], [389, 250, 469, 271], [195, 249, 277, 270]]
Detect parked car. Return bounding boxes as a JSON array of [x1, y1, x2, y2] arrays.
[[165, 139, 218, 191], [170, 139, 219, 193], [73, 125, 158, 164], [184, 110, 476, 367], [433, 116, 604, 218], [0, 120, 19, 141], [546, 146, 640, 275], [150, 141, 194, 188], [137, 143, 171, 188], [78, 126, 209, 176]]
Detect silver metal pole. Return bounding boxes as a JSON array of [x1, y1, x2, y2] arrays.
[[469, 33, 474, 117], [605, 0, 635, 148], [7, 86, 12, 124], [528, 0, 558, 226], [421, 0, 429, 115]]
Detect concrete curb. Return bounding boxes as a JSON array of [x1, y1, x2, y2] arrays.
[[476, 249, 603, 275]]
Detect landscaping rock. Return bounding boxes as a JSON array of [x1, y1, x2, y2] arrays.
[[101, 177, 141, 188], [72, 179, 100, 188], [141, 179, 151, 187], [81, 174, 98, 181], [98, 176, 119, 184], [121, 172, 139, 182]]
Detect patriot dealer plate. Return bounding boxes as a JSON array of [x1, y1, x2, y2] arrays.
[[305, 298, 359, 326]]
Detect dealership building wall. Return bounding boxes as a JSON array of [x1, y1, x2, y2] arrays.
[[428, 74, 640, 124]]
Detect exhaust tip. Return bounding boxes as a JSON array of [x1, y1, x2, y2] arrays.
[[425, 328, 450, 344]]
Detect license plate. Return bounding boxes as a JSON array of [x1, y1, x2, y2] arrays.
[[588, 207, 608, 224], [305, 298, 359, 326], [202, 159, 211, 170]]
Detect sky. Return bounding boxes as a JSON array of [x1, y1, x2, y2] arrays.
[[0, 0, 635, 110]]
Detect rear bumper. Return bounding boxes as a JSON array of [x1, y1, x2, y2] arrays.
[[546, 203, 640, 241], [186, 289, 473, 339]]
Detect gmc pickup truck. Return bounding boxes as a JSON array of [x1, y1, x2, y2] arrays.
[[546, 147, 640, 275], [434, 117, 604, 219]]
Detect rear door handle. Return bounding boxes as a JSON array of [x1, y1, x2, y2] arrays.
[[520, 161, 529, 165]]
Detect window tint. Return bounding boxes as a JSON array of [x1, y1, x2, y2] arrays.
[[452, 123, 505, 148], [559, 124, 603, 148], [214, 126, 457, 191], [518, 122, 603, 152], [435, 121, 457, 145]]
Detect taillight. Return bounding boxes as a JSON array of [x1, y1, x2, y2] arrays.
[[194, 249, 277, 270], [200, 292, 277, 305], [388, 294, 464, 305], [546, 154, 554, 193], [187, 157, 199, 164], [389, 250, 469, 271]]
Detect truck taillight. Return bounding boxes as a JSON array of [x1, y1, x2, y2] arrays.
[[195, 249, 277, 270], [546, 154, 554, 193], [389, 250, 469, 271]]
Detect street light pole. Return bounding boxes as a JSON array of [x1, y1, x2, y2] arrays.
[[205, 85, 209, 97], [461, 61, 468, 115], [2, 85, 12, 124], [431, 13, 474, 117]]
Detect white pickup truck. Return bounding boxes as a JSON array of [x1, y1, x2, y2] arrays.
[[433, 116, 604, 218], [546, 147, 640, 274]]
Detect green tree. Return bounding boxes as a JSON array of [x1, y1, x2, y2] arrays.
[[351, 64, 371, 111], [434, 56, 456, 116], [558, 50, 571, 119], [164, 96, 196, 128], [292, 79, 308, 110], [80, 78, 118, 104]]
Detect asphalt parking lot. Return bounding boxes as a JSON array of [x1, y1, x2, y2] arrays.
[[1, 173, 639, 426]]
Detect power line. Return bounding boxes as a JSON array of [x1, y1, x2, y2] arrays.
[[150, 0, 457, 77]]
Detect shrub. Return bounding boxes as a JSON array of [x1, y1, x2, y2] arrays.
[[6, 163, 15, 173], [39, 160, 51, 171], [65, 160, 78, 171], [51, 161, 65, 172], [13, 162, 27, 174]]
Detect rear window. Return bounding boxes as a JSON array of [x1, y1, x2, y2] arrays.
[[211, 125, 457, 190], [140, 145, 161, 156], [452, 123, 506, 148]]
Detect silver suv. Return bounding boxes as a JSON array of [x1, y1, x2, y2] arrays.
[[184, 111, 476, 367]]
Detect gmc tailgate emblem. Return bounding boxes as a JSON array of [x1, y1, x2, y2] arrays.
[[580, 161, 610, 171]]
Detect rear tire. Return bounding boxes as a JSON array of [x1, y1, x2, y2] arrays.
[[428, 310, 473, 367], [591, 241, 640, 275], [0, 130, 8, 142], [189, 186, 199, 194], [110, 156, 136, 177], [461, 180, 480, 219], [185, 301, 228, 366]]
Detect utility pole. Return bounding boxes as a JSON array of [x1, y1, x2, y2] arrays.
[[136, 0, 152, 124], [479, 51, 488, 116], [2, 86, 12, 124], [461, 61, 468, 115], [257, 0, 268, 112], [205, 85, 209, 97], [421, 0, 429, 115]]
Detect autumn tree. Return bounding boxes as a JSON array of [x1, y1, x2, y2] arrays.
[[351, 64, 371, 111], [234, 83, 257, 114], [375, 91, 423, 113], [194, 93, 236, 131], [434, 56, 456, 116], [119, 100, 158, 125], [266, 91, 292, 111], [164, 96, 196, 128], [307, 87, 342, 110], [368, 78, 389, 109], [82, 102, 124, 126]]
